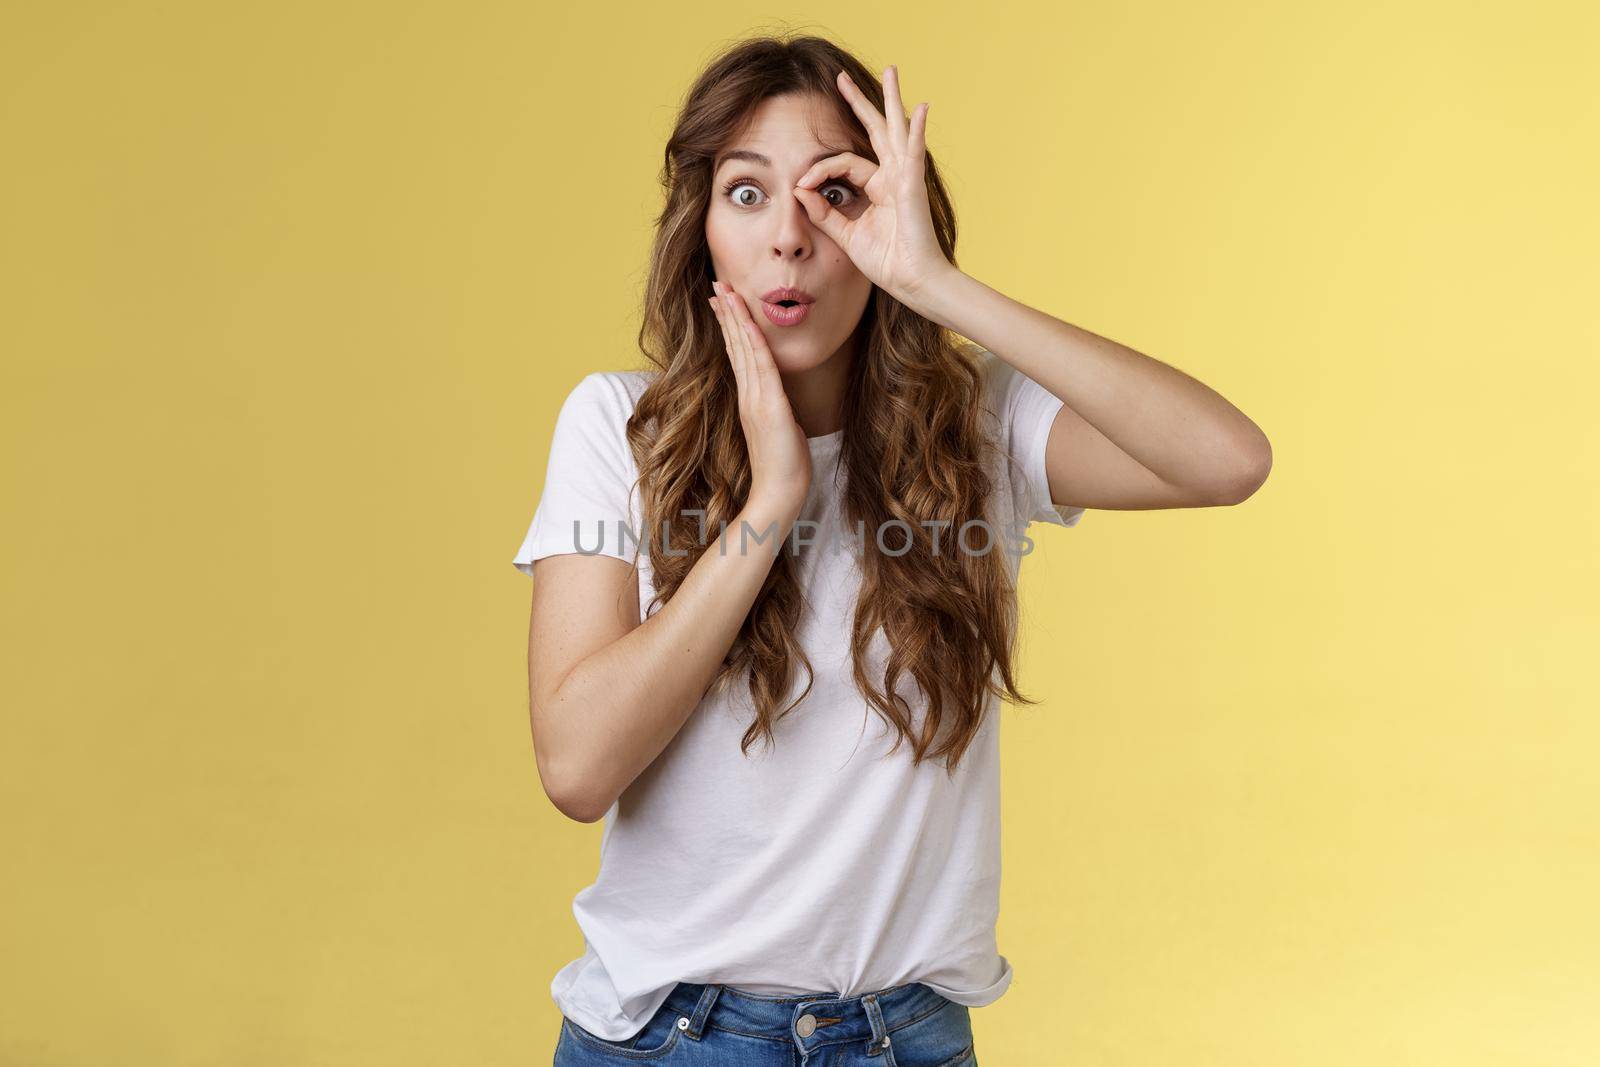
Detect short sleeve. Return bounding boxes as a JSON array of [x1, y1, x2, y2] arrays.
[[512, 373, 643, 577], [984, 349, 1085, 529]]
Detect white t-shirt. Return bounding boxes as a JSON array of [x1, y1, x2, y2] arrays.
[[512, 347, 1084, 1041]]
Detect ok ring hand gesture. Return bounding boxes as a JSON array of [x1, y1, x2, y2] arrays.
[[791, 65, 952, 308]]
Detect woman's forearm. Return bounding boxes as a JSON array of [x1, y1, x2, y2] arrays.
[[541, 498, 802, 821], [906, 266, 1272, 494]]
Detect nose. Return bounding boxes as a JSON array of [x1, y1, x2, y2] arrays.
[[770, 189, 812, 261]]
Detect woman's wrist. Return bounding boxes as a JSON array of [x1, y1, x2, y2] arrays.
[[734, 496, 804, 551]]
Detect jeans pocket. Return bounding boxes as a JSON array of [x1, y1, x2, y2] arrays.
[[558, 1005, 683, 1061], [884, 991, 976, 1067]]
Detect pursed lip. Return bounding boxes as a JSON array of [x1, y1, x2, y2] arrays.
[[761, 286, 817, 305]]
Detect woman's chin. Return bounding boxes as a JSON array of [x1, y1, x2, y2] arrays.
[[766, 339, 839, 375]]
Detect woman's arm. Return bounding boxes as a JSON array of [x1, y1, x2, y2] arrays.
[[529, 280, 813, 824], [528, 496, 802, 823], [789, 66, 1269, 511], [904, 267, 1273, 509]]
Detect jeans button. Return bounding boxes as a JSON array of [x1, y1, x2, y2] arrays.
[[796, 1013, 817, 1037]]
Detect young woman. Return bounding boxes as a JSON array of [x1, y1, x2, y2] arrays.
[[514, 34, 1271, 1066]]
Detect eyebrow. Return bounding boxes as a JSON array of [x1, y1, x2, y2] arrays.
[[713, 148, 846, 172]]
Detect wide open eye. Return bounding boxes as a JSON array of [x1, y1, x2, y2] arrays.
[[721, 176, 860, 210], [818, 181, 858, 209], [725, 180, 764, 207]]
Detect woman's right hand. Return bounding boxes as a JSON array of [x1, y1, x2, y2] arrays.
[[708, 279, 812, 518]]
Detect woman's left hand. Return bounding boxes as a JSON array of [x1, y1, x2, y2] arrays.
[[793, 65, 953, 308]]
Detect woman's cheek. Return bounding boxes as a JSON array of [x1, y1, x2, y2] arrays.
[[703, 210, 733, 256]]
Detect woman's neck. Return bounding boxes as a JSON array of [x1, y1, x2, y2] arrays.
[[780, 335, 855, 438]]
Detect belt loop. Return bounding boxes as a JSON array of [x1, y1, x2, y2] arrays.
[[862, 992, 892, 1056], [682, 983, 722, 1041]]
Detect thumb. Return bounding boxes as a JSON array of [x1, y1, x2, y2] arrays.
[[794, 186, 847, 245]]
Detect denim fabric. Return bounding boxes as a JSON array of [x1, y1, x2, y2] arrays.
[[554, 981, 977, 1066]]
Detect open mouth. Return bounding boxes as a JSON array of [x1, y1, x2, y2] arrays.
[[761, 299, 813, 326]]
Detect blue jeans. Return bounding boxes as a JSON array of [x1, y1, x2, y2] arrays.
[[554, 980, 978, 1066]]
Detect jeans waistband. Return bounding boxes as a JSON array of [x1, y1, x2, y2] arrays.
[[660, 980, 951, 1055]]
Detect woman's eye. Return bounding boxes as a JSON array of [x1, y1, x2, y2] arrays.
[[723, 179, 857, 209], [728, 182, 763, 207], [819, 182, 856, 208]]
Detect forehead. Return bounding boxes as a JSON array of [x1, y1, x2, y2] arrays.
[[713, 93, 853, 170]]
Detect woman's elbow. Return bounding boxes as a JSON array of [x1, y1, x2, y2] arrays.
[[552, 788, 611, 824], [1219, 436, 1273, 504], [533, 727, 616, 824], [541, 757, 614, 824]]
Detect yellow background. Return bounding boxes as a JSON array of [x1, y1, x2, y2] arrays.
[[3, 2, 1595, 1064]]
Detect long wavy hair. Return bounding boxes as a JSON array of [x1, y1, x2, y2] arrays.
[[622, 33, 1043, 775]]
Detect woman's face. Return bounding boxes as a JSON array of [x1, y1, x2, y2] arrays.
[[705, 92, 873, 375]]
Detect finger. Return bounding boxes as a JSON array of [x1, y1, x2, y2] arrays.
[[724, 288, 771, 400], [835, 69, 892, 164], [710, 283, 747, 391], [795, 151, 878, 192], [793, 185, 851, 247], [907, 102, 928, 174], [725, 288, 756, 397], [726, 287, 774, 391], [726, 287, 780, 388], [882, 65, 908, 155], [723, 287, 761, 403], [710, 295, 741, 393]]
